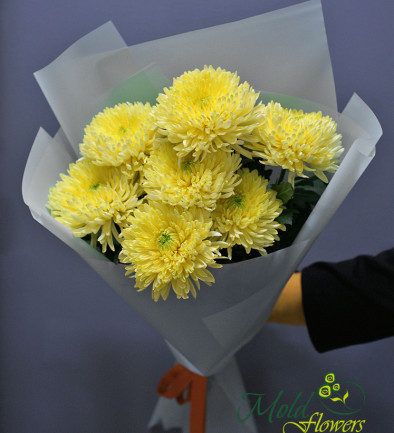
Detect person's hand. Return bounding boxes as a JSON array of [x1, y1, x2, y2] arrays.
[[268, 272, 306, 325]]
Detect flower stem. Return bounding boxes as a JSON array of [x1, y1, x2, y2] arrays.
[[277, 169, 286, 184], [90, 233, 97, 250]]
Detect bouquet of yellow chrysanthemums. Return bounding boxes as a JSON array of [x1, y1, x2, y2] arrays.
[[46, 65, 343, 302], [23, 2, 381, 432]]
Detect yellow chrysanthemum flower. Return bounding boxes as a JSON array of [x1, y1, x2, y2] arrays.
[[250, 102, 343, 185], [213, 168, 284, 259], [142, 142, 241, 211], [154, 66, 264, 159], [119, 202, 225, 301], [80, 102, 156, 173], [47, 158, 142, 252]]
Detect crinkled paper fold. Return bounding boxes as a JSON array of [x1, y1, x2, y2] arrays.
[[22, 1, 382, 432]]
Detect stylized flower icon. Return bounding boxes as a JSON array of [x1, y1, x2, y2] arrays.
[[318, 372, 365, 415], [325, 373, 335, 383], [319, 385, 331, 398], [333, 383, 340, 392], [320, 373, 347, 404]]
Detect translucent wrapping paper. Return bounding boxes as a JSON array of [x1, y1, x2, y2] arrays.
[[23, 1, 382, 431]]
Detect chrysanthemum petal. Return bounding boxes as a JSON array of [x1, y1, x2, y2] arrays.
[[47, 158, 142, 252], [119, 202, 225, 301], [80, 102, 156, 172], [213, 168, 285, 255], [143, 142, 241, 210], [153, 66, 264, 159], [248, 102, 343, 184]]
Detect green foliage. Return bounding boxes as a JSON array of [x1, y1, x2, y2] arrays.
[[271, 182, 294, 204], [266, 175, 327, 253], [240, 155, 273, 180], [276, 208, 298, 226], [222, 170, 327, 263]]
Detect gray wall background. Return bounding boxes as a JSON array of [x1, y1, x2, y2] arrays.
[[1, 0, 393, 432]]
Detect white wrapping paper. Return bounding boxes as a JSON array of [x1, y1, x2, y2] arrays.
[[23, 1, 382, 431]]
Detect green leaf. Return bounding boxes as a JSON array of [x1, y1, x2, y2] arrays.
[[276, 208, 298, 225], [271, 182, 294, 204], [295, 176, 327, 195], [240, 156, 273, 180], [343, 391, 349, 403], [330, 397, 343, 402]]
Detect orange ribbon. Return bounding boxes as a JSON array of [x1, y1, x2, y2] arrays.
[[157, 363, 207, 433]]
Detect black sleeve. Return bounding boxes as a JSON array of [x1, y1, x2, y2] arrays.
[[301, 248, 394, 353]]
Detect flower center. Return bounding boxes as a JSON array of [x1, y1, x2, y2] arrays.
[[118, 126, 128, 135], [181, 159, 195, 172], [157, 230, 173, 249], [196, 95, 212, 108], [89, 183, 101, 191], [229, 194, 245, 209]]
